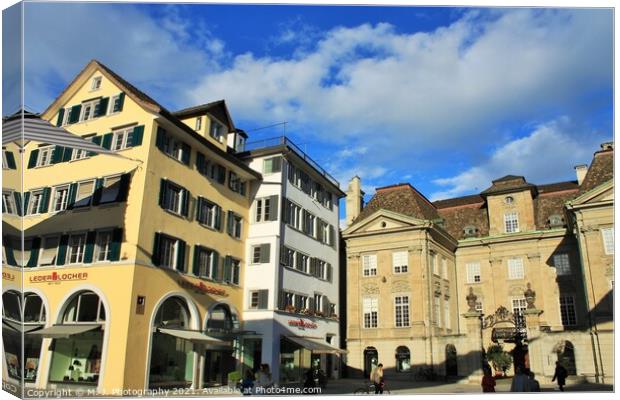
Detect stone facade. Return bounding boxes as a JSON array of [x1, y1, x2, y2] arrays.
[[342, 143, 614, 384]]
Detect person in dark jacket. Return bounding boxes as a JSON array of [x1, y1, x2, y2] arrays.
[[552, 361, 568, 391]]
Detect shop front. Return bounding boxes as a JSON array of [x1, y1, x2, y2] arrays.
[[279, 336, 345, 384]]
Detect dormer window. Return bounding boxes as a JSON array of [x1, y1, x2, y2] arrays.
[[210, 119, 225, 143], [463, 225, 478, 237], [505, 196, 514, 204], [91, 76, 102, 91], [548, 214, 564, 228]]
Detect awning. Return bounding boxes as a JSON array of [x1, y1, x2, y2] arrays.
[[285, 336, 347, 354], [27, 324, 101, 339], [2, 110, 120, 156], [2, 320, 44, 334], [158, 328, 228, 345]]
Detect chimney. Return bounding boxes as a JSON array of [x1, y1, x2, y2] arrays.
[[345, 176, 364, 226], [600, 141, 614, 151], [575, 164, 588, 185]]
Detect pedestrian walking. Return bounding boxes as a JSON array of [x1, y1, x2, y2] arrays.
[[528, 371, 541, 392], [552, 361, 568, 391], [256, 364, 274, 390], [240, 369, 255, 395], [481, 368, 496, 392], [510, 366, 531, 392], [370, 363, 384, 394]]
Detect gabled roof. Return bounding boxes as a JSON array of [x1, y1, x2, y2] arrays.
[[579, 146, 613, 194], [481, 175, 537, 196], [433, 194, 484, 209], [353, 183, 439, 224], [172, 100, 236, 132]]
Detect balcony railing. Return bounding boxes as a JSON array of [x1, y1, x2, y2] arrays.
[[245, 136, 340, 188]]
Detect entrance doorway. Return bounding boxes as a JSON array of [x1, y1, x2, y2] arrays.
[[445, 344, 458, 376], [204, 350, 235, 386], [363, 347, 378, 378], [556, 340, 576, 375]]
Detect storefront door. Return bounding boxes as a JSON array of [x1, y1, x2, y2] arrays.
[[204, 350, 234, 386]]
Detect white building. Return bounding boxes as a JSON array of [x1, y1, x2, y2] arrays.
[[239, 137, 345, 384]]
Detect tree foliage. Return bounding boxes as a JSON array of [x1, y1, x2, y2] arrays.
[[486, 344, 512, 376]]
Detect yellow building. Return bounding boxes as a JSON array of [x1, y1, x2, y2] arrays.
[[2, 60, 263, 395], [342, 143, 613, 384]]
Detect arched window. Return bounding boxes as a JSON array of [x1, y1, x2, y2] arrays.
[[63, 291, 105, 323], [446, 344, 458, 376], [395, 346, 411, 372], [2, 291, 22, 322], [154, 297, 189, 328], [207, 304, 238, 331]]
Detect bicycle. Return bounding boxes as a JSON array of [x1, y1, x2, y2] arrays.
[[352, 381, 391, 395]]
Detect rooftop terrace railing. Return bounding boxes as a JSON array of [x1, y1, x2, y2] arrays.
[[245, 136, 340, 188]]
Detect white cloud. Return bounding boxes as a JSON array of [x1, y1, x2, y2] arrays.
[[429, 117, 605, 200]]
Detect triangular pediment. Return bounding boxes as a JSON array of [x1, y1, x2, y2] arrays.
[[570, 180, 613, 206], [343, 209, 427, 236]]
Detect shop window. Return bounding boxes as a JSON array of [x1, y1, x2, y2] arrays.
[[395, 346, 411, 372], [154, 297, 189, 328], [2, 291, 22, 321], [64, 292, 106, 323], [39, 236, 60, 266], [207, 304, 237, 332]]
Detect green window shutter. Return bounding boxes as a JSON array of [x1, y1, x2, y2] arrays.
[[223, 256, 232, 282], [26, 237, 42, 267], [158, 179, 168, 208], [217, 165, 226, 184], [5, 151, 16, 169], [269, 195, 279, 221], [56, 109, 65, 126], [67, 183, 78, 209], [156, 127, 166, 150], [62, 147, 73, 162], [195, 197, 204, 223], [27, 149, 39, 168], [92, 178, 104, 205], [130, 125, 144, 147], [152, 233, 162, 266], [101, 133, 113, 150], [176, 240, 186, 272], [22, 192, 31, 215], [39, 187, 52, 213], [51, 146, 64, 164], [196, 152, 206, 174], [114, 92, 125, 112], [56, 235, 70, 266], [214, 205, 222, 231], [226, 211, 234, 235], [192, 246, 202, 276], [83, 231, 97, 263], [68, 105, 81, 124], [95, 97, 109, 117], [181, 189, 190, 217], [181, 143, 191, 165], [2, 237, 17, 266], [212, 252, 220, 280], [258, 290, 268, 309], [13, 192, 22, 216], [116, 173, 131, 202], [326, 263, 333, 282], [89, 136, 102, 157], [260, 244, 270, 263], [109, 228, 123, 261]]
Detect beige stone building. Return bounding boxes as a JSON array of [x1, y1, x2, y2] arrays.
[[342, 143, 613, 384]]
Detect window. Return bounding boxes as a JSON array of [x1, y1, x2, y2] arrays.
[[463, 225, 478, 237], [433, 296, 441, 326], [195, 247, 217, 279], [110, 93, 123, 113], [396, 347, 411, 372], [27, 189, 45, 215], [601, 228, 614, 255], [363, 297, 378, 328], [263, 156, 282, 174], [2, 191, 16, 215], [394, 296, 410, 327], [559, 296, 577, 326], [511, 297, 527, 318], [159, 236, 179, 269], [466, 262, 481, 283], [95, 230, 113, 262], [251, 244, 271, 264], [52, 185, 70, 212], [195, 116, 202, 131], [100, 175, 122, 203], [162, 134, 190, 164], [163, 182, 185, 214], [444, 300, 451, 330], [431, 252, 439, 275], [39, 236, 59, 266], [295, 252, 309, 273], [36, 146, 54, 167], [196, 197, 221, 229], [442, 258, 448, 279], [225, 257, 241, 285], [280, 246, 295, 268], [475, 301, 483, 313], [2, 150, 15, 169], [227, 211, 243, 239], [91, 76, 102, 90], [210, 119, 225, 142], [392, 251, 408, 274], [67, 233, 87, 264], [504, 212, 519, 233], [63, 291, 105, 323], [553, 253, 571, 275], [61, 107, 72, 125], [255, 196, 278, 222], [112, 127, 134, 151], [507, 258, 524, 280], [284, 200, 302, 230], [505, 196, 514, 204], [362, 254, 377, 277], [250, 290, 268, 309], [313, 293, 323, 313], [80, 99, 99, 122], [73, 180, 95, 208], [302, 210, 316, 236], [208, 163, 226, 184], [228, 171, 246, 196]]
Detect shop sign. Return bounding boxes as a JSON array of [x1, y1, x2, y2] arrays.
[[2, 271, 16, 281], [29, 271, 88, 284], [288, 318, 318, 330], [492, 327, 516, 342], [177, 279, 228, 297]]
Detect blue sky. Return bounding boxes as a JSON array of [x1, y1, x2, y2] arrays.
[[5, 2, 614, 206]]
